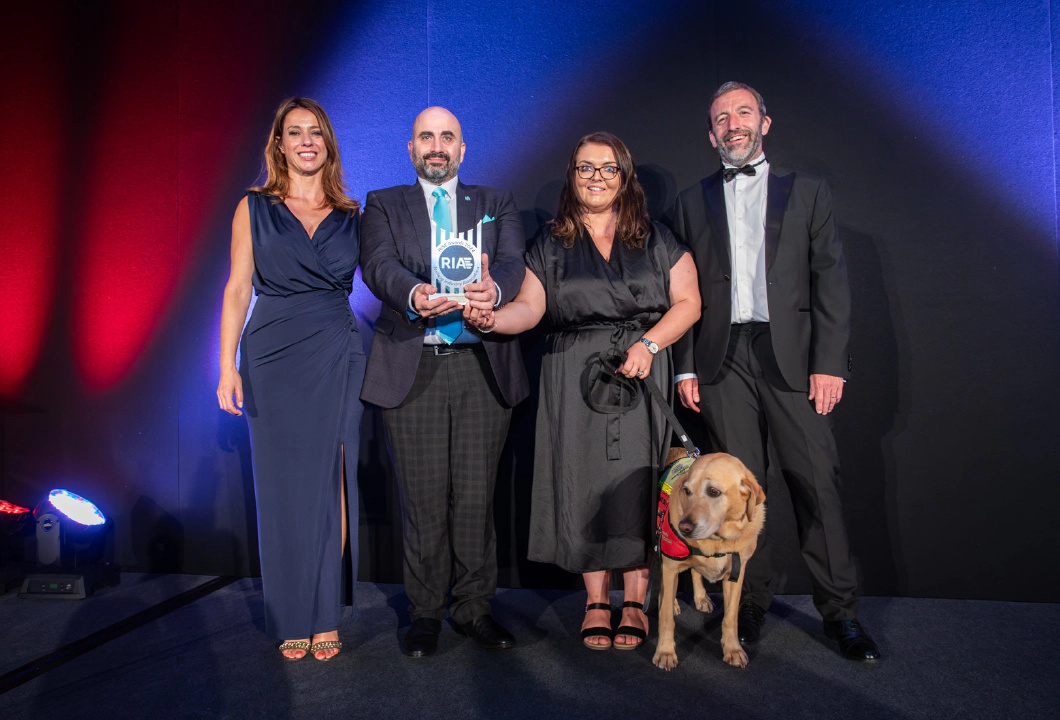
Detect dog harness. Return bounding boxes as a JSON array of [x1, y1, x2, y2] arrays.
[[656, 458, 742, 583]]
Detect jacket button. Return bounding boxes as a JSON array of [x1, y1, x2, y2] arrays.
[[723, 275, 731, 281]]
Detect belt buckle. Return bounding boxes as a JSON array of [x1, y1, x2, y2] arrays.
[[432, 345, 460, 356]]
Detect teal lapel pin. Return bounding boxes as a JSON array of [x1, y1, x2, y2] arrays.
[[464, 195, 470, 201]]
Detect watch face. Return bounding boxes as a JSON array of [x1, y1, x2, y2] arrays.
[[642, 338, 659, 354]]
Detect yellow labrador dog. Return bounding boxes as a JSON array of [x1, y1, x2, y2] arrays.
[[652, 453, 766, 670]]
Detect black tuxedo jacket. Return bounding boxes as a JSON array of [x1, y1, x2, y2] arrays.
[[359, 181, 529, 408], [667, 166, 850, 392]]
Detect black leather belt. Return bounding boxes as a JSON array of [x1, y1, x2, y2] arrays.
[[731, 321, 769, 332], [423, 344, 482, 356]]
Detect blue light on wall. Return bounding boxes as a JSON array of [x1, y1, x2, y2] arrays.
[[771, 0, 1055, 238]]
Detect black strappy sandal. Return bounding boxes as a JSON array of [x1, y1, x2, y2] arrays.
[[581, 602, 614, 650], [613, 601, 648, 650]]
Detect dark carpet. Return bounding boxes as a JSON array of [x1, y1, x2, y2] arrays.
[[1, 574, 1056, 719]]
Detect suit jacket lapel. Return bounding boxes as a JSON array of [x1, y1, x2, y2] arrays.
[[456, 182, 479, 235], [403, 183, 432, 269], [457, 183, 487, 263], [765, 168, 794, 274], [702, 171, 731, 273]]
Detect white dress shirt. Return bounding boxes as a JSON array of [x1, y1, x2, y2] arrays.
[[675, 154, 769, 383], [725, 154, 770, 324]]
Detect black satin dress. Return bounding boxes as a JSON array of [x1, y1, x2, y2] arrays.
[[525, 223, 687, 573], [240, 191, 365, 639]]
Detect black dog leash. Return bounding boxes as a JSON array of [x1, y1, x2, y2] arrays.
[[588, 350, 742, 591], [587, 348, 717, 611]]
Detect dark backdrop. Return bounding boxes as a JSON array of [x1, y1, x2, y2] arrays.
[[1, 0, 1058, 602]]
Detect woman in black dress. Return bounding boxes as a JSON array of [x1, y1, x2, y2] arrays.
[[466, 132, 700, 649], [217, 98, 364, 661]]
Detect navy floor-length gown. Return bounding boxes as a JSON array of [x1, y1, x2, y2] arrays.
[[240, 191, 365, 639]]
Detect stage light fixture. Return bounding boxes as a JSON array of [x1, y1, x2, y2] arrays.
[[0, 498, 33, 591], [18, 488, 119, 600]]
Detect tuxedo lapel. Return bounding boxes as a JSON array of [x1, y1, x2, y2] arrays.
[[702, 171, 731, 272], [403, 183, 432, 269], [765, 169, 795, 274]]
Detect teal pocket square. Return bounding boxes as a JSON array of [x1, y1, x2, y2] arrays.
[[482, 214, 495, 224]]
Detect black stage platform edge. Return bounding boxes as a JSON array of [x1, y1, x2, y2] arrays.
[[0, 575, 236, 695]]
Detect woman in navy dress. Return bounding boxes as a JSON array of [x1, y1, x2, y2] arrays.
[[217, 98, 364, 661]]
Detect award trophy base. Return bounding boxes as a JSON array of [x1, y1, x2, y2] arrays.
[[428, 293, 469, 305]]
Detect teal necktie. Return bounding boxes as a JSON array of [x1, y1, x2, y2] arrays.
[[432, 188, 462, 345]]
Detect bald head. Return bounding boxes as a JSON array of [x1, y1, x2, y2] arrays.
[[409, 106, 466, 184]]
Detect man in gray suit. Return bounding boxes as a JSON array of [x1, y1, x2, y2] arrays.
[[668, 82, 880, 662], [361, 107, 528, 657]]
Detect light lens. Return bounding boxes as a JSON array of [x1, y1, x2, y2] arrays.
[[0, 500, 31, 514], [47, 489, 106, 526]]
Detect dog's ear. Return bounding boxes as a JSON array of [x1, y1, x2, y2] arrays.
[[741, 471, 766, 522]]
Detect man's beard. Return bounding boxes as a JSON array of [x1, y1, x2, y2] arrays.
[[716, 125, 763, 167], [415, 152, 460, 183]]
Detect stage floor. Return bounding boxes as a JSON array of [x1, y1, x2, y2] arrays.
[[1, 574, 1056, 719]]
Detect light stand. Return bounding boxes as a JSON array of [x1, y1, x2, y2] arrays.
[[19, 489, 119, 600]]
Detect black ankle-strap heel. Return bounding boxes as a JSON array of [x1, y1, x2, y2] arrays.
[[581, 602, 614, 649], [613, 601, 647, 650]]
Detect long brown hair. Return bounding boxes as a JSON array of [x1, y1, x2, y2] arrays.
[[249, 97, 359, 213], [549, 131, 650, 249]]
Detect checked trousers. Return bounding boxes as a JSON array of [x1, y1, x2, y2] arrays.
[[382, 346, 511, 625]]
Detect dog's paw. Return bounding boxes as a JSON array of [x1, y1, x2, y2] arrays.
[[652, 648, 679, 671], [722, 645, 748, 668], [672, 598, 682, 616], [694, 594, 714, 613]]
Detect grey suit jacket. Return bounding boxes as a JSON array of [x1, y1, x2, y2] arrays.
[[359, 181, 529, 408], [666, 166, 851, 392]]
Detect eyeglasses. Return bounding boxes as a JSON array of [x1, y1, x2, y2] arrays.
[[575, 164, 620, 180]]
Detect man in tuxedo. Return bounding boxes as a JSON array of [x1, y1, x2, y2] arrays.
[[667, 82, 880, 661], [361, 107, 529, 657]]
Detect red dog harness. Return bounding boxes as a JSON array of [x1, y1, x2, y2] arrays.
[[656, 459, 741, 582]]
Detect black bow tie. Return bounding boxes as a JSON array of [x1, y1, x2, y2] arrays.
[[723, 158, 766, 182]]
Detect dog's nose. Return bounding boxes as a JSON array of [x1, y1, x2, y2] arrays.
[[678, 519, 695, 536]]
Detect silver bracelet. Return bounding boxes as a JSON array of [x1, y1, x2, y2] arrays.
[[479, 315, 498, 334]]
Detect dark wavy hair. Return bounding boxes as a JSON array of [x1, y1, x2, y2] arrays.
[[549, 131, 650, 249], [249, 97, 359, 213]]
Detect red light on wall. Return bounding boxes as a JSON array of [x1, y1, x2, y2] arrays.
[[0, 11, 63, 397], [72, 4, 180, 391], [0, 500, 31, 515]]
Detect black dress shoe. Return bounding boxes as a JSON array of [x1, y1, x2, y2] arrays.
[[456, 614, 516, 650], [737, 602, 765, 644], [823, 619, 881, 662], [403, 618, 442, 658]]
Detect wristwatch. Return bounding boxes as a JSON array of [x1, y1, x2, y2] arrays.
[[640, 338, 659, 355]]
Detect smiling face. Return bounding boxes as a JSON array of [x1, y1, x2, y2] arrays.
[[409, 107, 465, 184], [573, 142, 621, 214], [708, 88, 771, 167], [277, 107, 328, 176]]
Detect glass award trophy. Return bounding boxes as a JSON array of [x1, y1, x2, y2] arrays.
[[429, 218, 483, 305]]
